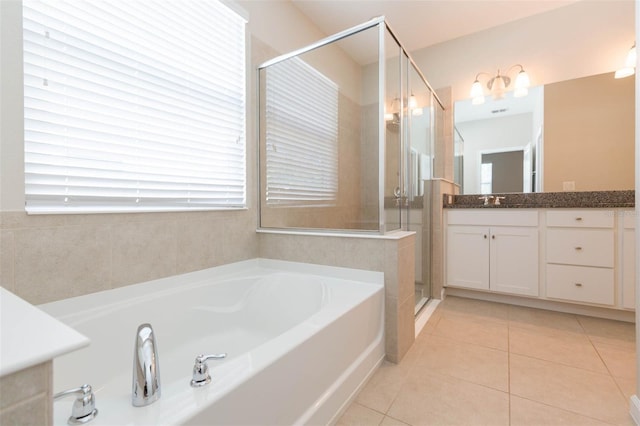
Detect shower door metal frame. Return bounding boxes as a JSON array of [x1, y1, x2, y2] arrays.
[[256, 16, 444, 235]]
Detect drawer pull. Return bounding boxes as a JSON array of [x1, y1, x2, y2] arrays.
[[483, 234, 487, 239], [574, 246, 583, 251], [575, 282, 583, 287], [575, 217, 583, 221], [492, 235, 496, 239]]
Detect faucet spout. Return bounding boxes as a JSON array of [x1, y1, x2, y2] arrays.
[[132, 323, 160, 407]]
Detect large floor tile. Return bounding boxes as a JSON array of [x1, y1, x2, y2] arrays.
[[577, 316, 636, 349], [594, 341, 637, 380], [510, 395, 614, 426], [439, 296, 509, 323], [432, 315, 508, 350], [508, 305, 584, 335], [336, 402, 384, 426], [355, 360, 410, 414], [509, 327, 608, 373], [414, 335, 509, 392], [510, 354, 630, 425], [379, 416, 410, 426], [387, 372, 509, 426], [614, 375, 637, 403]]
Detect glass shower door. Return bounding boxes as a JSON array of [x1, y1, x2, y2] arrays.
[[407, 63, 434, 314]]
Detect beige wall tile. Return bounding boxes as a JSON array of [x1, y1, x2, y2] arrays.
[[176, 216, 228, 273], [0, 362, 51, 410], [14, 226, 111, 304], [0, 230, 15, 291], [397, 296, 415, 361], [111, 220, 177, 288], [0, 394, 50, 426], [396, 236, 415, 305], [0, 361, 52, 426]]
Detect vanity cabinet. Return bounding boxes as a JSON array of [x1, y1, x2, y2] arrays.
[[545, 210, 614, 306], [446, 210, 539, 296], [622, 213, 635, 309]]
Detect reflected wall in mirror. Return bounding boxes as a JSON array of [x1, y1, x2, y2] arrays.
[[454, 72, 634, 194]]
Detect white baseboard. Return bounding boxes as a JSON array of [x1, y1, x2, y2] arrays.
[[630, 395, 640, 425]]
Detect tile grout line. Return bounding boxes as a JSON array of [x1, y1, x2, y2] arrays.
[[575, 314, 628, 384]]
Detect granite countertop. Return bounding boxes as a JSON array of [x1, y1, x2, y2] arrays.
[[444, 190, 635, 209]]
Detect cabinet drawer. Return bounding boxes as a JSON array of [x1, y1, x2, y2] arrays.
[[546, 229, 613, 267], [546, 264, 614, 305], [447, 210, 538, 227], [546, 210, 614, 228]]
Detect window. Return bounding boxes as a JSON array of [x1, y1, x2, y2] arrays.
[[263, 57, 338, 206], [481, 162, 493, 194], [23, 0, 246, 213]]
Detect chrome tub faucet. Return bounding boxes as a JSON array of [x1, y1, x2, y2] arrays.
[[132, 323, 160, 407], [53, 384, 98, 424]]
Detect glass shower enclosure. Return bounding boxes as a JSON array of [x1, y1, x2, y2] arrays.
[[257, 17, 444, 312]]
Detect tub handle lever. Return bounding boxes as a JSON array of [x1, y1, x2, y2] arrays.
[[53, 384, 98, 425], [190, 353, 227, 387]]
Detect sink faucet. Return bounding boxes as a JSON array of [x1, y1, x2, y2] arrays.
[[478, 195, 494, 205], [132, 323, 160, 407]]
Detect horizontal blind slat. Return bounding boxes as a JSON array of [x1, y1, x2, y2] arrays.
[[23, 0, 246, 213]]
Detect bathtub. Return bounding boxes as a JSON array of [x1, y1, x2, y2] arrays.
[[39, 259, 384, 426]]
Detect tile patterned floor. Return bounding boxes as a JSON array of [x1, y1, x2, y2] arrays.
[[337, 296, 637, 426]]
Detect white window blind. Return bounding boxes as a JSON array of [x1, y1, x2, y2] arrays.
[[23, 0, 246, 213], [264, 57, 338, 206]]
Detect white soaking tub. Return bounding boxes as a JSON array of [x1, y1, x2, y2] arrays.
[[39, 259, 385, 426]]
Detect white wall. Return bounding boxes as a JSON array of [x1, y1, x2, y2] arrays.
[[410, 0, 635, 103]]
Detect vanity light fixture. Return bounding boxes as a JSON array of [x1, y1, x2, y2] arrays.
[[470, 64, 531, 105], [615, 44, 636, 79]]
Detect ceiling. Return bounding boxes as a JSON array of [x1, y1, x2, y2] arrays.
[[290, 0, 581, 56]]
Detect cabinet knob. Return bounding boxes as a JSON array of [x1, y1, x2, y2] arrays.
[[575, 283, 583, 287], [484, 235, 487, 239], [492, 235, 496, 239]]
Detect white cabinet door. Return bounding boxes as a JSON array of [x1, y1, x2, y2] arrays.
[[623, 228, 635, 309], [490, 227, 539, 296], [446, 226, 489, 290]]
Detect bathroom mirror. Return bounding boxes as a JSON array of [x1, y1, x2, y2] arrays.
[[454, 72, 635, 194]]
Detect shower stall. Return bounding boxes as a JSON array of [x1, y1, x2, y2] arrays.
[[257, 17, 445, 312]]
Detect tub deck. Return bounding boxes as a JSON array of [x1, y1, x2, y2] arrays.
[[40, 259, 384, 426]]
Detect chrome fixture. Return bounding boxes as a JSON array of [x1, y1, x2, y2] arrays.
[[470, 65, 531, 105], [53, 384, 98, 425], [190, 353, 227, 387], [615, 43, 636, 79], [478, 195, 494, 206], [132, 323, 161, 407], [494, 196, 506, 205]]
